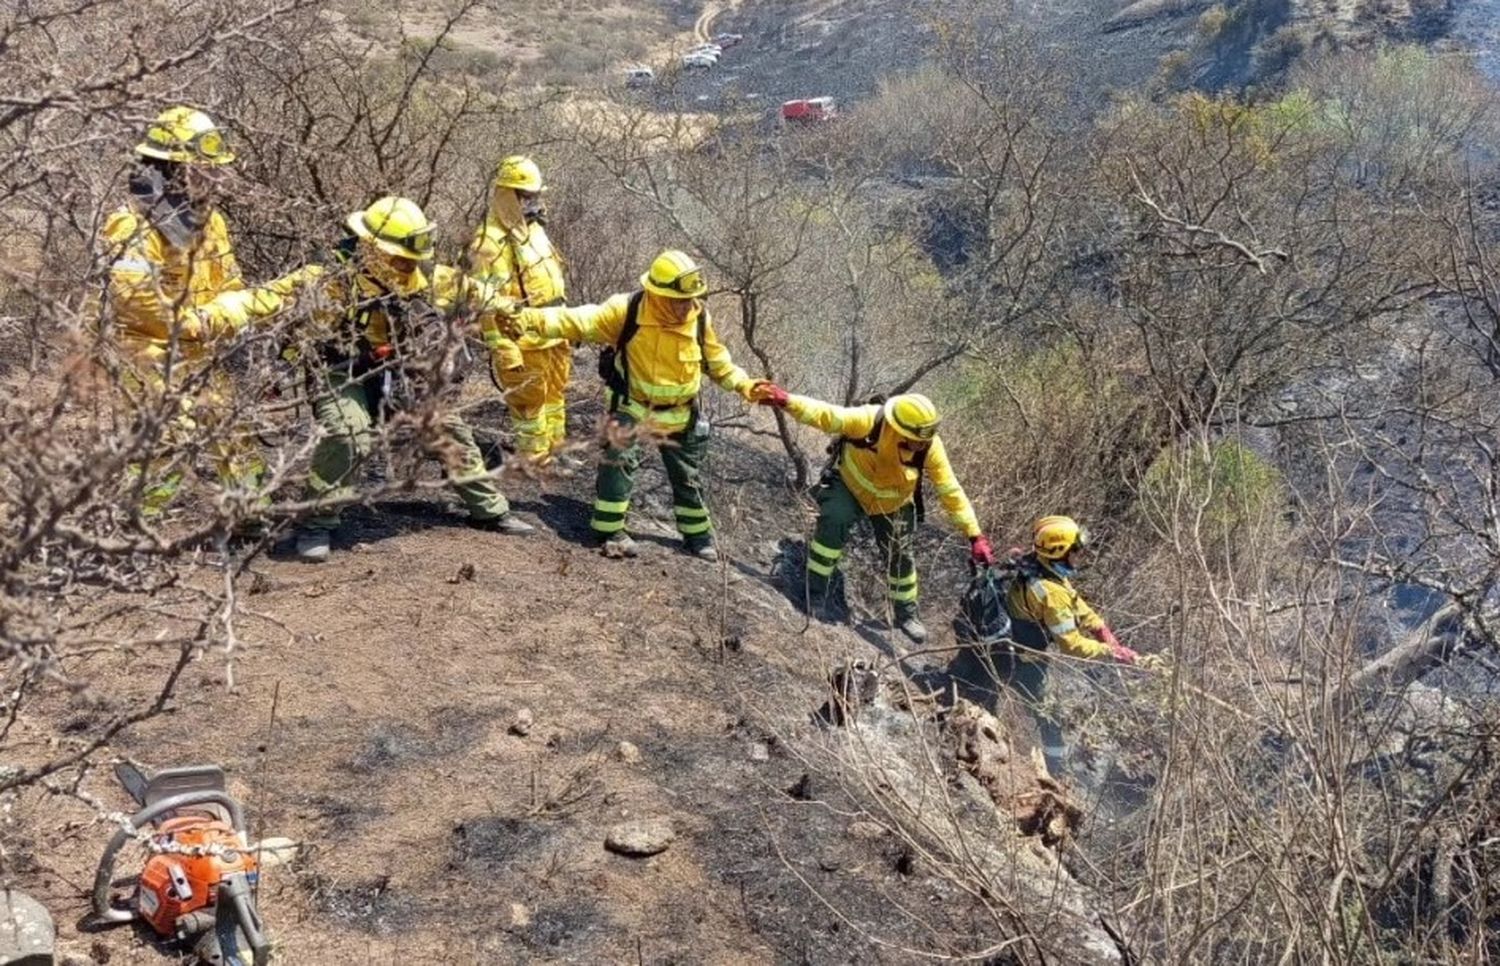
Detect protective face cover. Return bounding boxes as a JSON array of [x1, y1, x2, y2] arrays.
[[128, 160, 208, 249], [522, 193, 547, 225], [489, 186, 526, 233]]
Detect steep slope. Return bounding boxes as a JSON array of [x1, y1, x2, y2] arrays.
[[7, 398, 1118, 964]]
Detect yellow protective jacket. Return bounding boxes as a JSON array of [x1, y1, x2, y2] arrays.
[[305, 254, 477, 359], [784, 394, 981, 537], [101, 206, 283, 360], [468, 218, 568, 368], [520, 293, 755, 431], [1004, 558, 1110, 660]]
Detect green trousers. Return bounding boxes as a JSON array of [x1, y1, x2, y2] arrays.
[[304, 372, 508, 531], [591, 411, 711, 542], [995, 616, 1066, 771], [806, 474, 920, 618]]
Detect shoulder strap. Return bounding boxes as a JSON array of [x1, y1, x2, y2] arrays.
[[846, 400, 886, 450], [619, 291, 644, 354], [605, 292, 645, 411], [694, 304, 709, 373], [507, 232, 532, 305]]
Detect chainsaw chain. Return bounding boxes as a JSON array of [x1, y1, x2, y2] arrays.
[[106, 811, 246, 859]]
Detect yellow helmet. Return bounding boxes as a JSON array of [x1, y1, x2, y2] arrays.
[[883, 393, 941, 441], [493, 155, 545, 193], [641, 249, 708, 299], [346, 196, 435, 261], [135, 106, 234, 165], [1034, 515, 1088, 561]]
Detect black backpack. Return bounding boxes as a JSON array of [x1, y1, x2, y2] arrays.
[[825, 394, 931, 522], [955, 562, 1015, 647], [597, 291, 707, 412]]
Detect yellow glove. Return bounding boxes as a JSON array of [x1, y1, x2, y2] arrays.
[[194, 289, 257, 334], [747, 380, 784, 404], [263, 263, 326, 297], [491, 338, 524, 371]]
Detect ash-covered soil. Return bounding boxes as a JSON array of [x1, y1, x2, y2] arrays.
[[5, 381, 1108, 964]]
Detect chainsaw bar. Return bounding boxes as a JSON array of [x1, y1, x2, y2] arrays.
[[113, 761, 150, 806]]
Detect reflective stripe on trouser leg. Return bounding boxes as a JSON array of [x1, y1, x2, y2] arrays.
[[872, 501, 919, 611], [675, 505, 711, 536], [304, 375, 375, 531], [541, 342, 571, 448], [499, 362, 549, 458], [807, 540, 843, 578], [541, 400, 566, 448], [810, 475, 865, 590], [510, 411, 549, 457], [435, 412, 509, 520], [888, 570, 919, 603], [661, 422, 710, 537], [593, 416, 641, 535], [592, 497, 629, 533]]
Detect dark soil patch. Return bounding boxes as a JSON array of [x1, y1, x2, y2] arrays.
[[346, 706, 488, 774], [448, 815, 559, 875], [306, 873, 424, 936]]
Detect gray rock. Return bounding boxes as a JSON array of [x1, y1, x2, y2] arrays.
[[605, 819, 676, 857], [0, 889, 54, 966], [509, 708, 534, 737], [748, 742, 770, 762]]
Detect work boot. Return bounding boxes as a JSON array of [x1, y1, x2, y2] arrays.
[[471, 513, 535, 535], [602, 532, 639, 559], [896, 609, 928, 645], [803, 575, 850, 625], [684, 536, 718, 562], [294, 528, 331, 563]]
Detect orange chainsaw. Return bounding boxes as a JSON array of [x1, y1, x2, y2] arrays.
[[89, 763, 271, 965]]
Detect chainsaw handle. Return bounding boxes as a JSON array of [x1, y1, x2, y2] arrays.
[[89, 791, 246, 926], [216, 872, 272, 966]]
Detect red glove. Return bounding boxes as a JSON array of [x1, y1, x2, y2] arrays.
[[970, 535, 996, 566], [1096, 625, 1136, 664], [751, 382, 790, 408]]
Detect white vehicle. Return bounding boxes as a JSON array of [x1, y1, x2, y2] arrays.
[[689, 43, 723, 57], [713, 33, 744, 48], [682, 51, 717, 69], [624, 66, 655, 87]]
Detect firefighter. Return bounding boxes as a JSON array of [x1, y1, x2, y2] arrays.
[[504, 250, 766, 561], [291, 196, 534, 563], [754, 385, 996, 644], [468, 155, 576, 465], [999, 515, 1140, 773], [101, 106, 316, 516]]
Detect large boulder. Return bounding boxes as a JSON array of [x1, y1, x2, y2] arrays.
[[0, 889, 53, 966]]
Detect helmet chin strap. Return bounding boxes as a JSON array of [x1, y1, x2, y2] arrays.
[[1043, 557, 1075, 579]]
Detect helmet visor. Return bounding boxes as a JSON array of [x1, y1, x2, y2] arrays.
[[367, 216, 434, 259], [891, 411, 939, 441], [658, 267, 703, 296], [147, 127, 232, 163]]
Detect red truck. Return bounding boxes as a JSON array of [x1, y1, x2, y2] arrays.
[[780, 97, 838, 122]]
